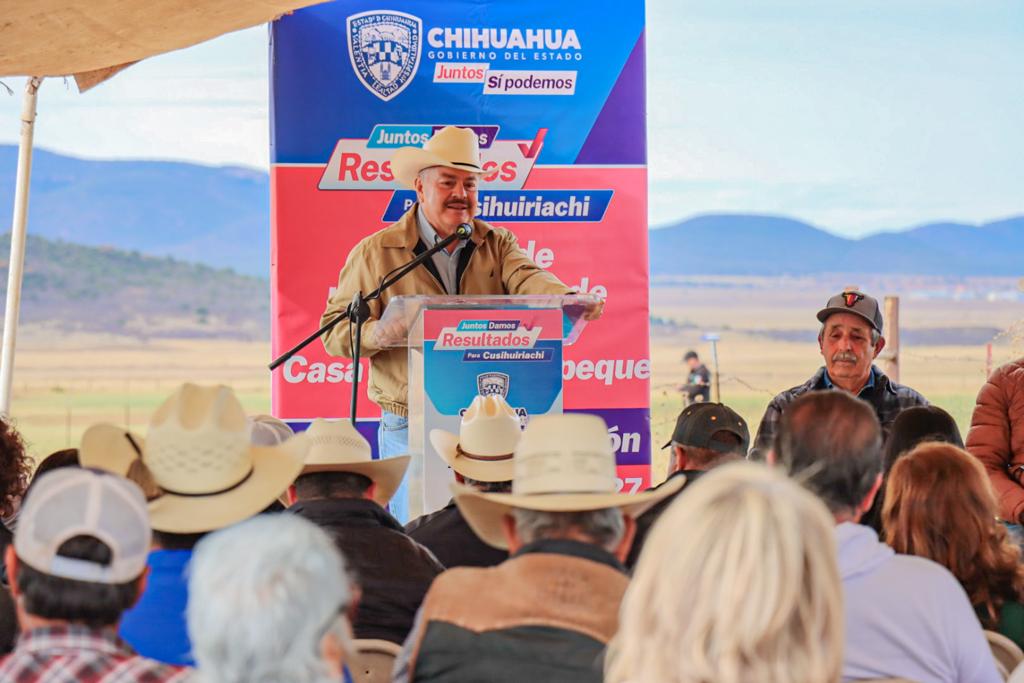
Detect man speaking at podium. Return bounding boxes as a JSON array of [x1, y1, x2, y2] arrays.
[[320, 126, 603, 520]]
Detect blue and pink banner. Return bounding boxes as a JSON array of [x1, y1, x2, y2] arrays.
[[270, 0, 651, 486]]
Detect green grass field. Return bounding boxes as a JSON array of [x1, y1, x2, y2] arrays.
[[5, 303, 1016, 480]]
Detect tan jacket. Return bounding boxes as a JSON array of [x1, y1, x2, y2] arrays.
[[967, 358, 1024, 522], [400, 547, 628, 682], [320, 205, 571, 415]]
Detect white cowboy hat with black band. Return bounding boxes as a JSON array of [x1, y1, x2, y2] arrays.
[[85, 383, 308, 534], [301, 418, 409, 507], [429, 395, 519, 483], [390, 125, 484, 189], [453, 413, 685, 549]]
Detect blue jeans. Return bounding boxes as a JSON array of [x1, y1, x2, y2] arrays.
[[378, 411, 409, 523]]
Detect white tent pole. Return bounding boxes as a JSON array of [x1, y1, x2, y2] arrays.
[[0, 77, 43, 416]]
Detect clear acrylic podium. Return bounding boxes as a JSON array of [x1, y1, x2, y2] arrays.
[[377, 294, 599, 516]]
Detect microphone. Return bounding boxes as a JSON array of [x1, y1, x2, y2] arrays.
[[455, 223, 473, 240]]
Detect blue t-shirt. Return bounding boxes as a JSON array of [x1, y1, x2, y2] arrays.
[[119, 549, 193, 666]]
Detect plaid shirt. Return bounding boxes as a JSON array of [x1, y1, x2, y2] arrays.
[[751, 365, 928, 458], [0, 625, 192, 683]]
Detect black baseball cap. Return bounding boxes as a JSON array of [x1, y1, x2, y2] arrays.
[[816, 290, 883, 333], [662, 402, 750, 453]]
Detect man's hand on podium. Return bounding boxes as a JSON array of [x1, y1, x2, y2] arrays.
[[583, 297, 605, 321], [372, 315, 410, 348]]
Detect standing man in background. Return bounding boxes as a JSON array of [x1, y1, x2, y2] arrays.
[[320, 126, 602, 521], [681, 350, 711, 405]]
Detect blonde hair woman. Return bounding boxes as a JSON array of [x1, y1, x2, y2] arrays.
[[607, 462, 843, 683]]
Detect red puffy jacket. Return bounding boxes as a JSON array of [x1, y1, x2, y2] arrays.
[[968, 358, 1024, 523]]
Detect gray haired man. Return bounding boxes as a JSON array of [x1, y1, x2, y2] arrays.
[[751, 289, 926, 457], [392, 414, 682, 683]]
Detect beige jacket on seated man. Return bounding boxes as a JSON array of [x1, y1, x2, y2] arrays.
[[320, 204, 570, 417]]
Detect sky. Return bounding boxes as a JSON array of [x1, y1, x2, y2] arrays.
[[0, 0, 1021, 237]]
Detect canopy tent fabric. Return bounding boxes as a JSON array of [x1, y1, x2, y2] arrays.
[[0, 0, 327, 91]]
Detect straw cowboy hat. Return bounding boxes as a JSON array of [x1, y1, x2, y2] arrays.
[[84, 384, 309, 534], [429, 395, 520, 482], [390, 125, 484, 189], [454, 413, 685, 549], [248, 414, 295, 446], [79, 423, 163, 500], [301, 418, 410, 507]]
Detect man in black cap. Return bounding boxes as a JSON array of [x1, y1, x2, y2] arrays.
[[680, 350, 711, 404], [750, 289, 927, 458], [625, 402, 749, 568]]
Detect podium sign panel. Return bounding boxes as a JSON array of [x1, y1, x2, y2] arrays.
[[416, 307, 562, 511]]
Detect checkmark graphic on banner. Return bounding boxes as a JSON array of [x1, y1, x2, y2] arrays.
[[517, 128, 547, 159]]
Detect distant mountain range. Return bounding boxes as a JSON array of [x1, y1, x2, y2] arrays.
[[0, 145, 269, 276], [1, 145, 1021, 278], [0, 233, 268, 339], [649, 214, 1024, 276]]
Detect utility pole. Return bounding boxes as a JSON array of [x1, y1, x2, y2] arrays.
[[702, 332, 721, 403], [877, 296, 900, 382]]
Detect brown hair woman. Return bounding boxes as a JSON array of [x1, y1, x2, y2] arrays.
[[884, 442, 1024, 646]]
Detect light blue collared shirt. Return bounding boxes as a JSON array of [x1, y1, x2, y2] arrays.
[[416, 206, 466, 295], [823, 365, 877, 396]]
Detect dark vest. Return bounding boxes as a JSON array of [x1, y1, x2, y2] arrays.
[[405, 501, 508, 569], [289, 498, 443, 644]]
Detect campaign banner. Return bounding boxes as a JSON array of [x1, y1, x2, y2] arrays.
[[270, 0, 651, 483]]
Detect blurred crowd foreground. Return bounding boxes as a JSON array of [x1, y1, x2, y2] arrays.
[[0, 352, 1022, 681]]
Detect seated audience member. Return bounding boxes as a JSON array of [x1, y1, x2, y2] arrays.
[[248, 414, 296, 513], [0, 417, 32, 539], [774, 391, 1000, 683], [752, 289, 927, 457], [17, 447, 81, 585], [968, 358, 1024, 524], [79, 424, 162, 500], [861, 404, 963, 532], [406, 395, 516, 568], [393, 414, 683, 683], [188, 514, 353, 683], [27, 449, 80, 482], [0, 419, 32, 585], [607, 463, 843, 683], [249, 413, 296, 446], [80, 384, 309, 666], [288, 419, 442, 644], [0, 468, 190, 681], [626, 402, 748, 568], [884, 442, 1024, 648]]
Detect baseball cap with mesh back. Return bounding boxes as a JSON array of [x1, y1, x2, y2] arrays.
[[14, 468, 151, 584]]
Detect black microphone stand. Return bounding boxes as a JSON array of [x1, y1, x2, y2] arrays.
[[268, 224, 472, 427]]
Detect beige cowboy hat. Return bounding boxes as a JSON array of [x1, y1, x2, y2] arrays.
[[390, 125, 484, 189], [454, 413, 685, 549], [429, 395, 519, 482], [86, 384, 308, 534], [300, 419, 410, 507], [79, 423, 163, 500]]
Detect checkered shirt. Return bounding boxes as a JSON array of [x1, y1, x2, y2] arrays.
[[0, 625, 192, 683], [750, 365, 928, 458]]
